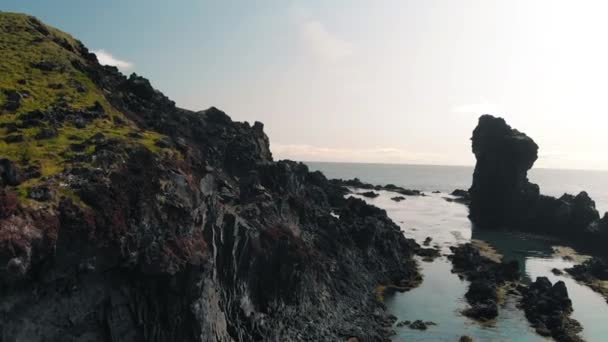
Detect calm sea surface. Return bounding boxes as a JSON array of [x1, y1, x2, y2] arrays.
[[306, 162, 608, 213], [305, 161, 608, 342]]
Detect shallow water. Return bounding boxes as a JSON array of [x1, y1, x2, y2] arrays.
[[350, 190, 608, 342]]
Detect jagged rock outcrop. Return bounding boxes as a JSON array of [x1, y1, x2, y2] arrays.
[[0, 13, 420, 342], [521, 277, 583, 342], [468, 115, 606, 250], [449, 243, 519, 321], [566, 257, 608, 302], [331, 178, 424, 196]]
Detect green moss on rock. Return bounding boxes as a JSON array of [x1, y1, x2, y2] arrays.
[[0, 12, 179, 202]]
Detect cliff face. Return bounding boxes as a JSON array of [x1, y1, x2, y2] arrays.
[[469, 115, 607, 249], [0, 13, 419, 341]]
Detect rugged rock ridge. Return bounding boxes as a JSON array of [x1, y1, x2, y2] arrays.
[[0, 13, 419, 341], [468, 115, 607, 251], [521, 277, 583, 342], [449, 243, 519, 321]]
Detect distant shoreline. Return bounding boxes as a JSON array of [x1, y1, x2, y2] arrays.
[[304, 160, 608, 173]]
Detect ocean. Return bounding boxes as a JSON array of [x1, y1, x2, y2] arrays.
[[306, 162, 608, 213], [305, 161, 608, 341]]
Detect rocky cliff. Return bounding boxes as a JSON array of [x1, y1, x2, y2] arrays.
[[0, 13, 419, 341], [469, 115, 607, 251]]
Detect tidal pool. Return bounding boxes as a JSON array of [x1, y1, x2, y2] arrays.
[[352, 190, 608, 342]]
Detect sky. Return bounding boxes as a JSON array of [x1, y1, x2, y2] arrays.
[[2, 0, 607, 170]]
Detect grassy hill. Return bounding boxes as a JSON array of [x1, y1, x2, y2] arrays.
[[0, 12, 173, 203]]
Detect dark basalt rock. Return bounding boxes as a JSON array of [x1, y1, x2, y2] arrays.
[[408, 320, 429, 330], [4, 133, 24, 143], [447, 189, 471, 204], [451, 189, 469, 197], [449, 243, 520, 321], [468, 115, 606, 252], [331, 178, 424, 197], [359, 191, 379, 198], [391, 196, 406, 202], [469, 115, 539, 228], [2, 90, 23, 111], [34, 127, 58, 140], [521, 277, 583, 342], [31, 60, 62, 71], [0, 159, 22, 186], [0, 14, 421, 342], [28, 185, 51, 201], [416, 246, 441, 262], [565, 257, 608, 301]]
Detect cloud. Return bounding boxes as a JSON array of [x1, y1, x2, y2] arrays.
[[271, 144, 447, 164], [300, 20, 353, 63], [92, 49, 134, 71]]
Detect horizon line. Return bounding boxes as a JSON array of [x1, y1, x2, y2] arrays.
[[297, 160, 608, 173]]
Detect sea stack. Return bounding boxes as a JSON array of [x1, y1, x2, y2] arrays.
[[468, 115, 540, 228], [468, 115, 605, 246]]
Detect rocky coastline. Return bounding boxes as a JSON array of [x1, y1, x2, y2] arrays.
[[0, 13, 422, 342], [1, 11, 607, 342]]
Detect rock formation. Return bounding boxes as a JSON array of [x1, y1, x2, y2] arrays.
[[521, 277, 583, 341], [469, 115, 607, 252], [0, 13, 420, 341], [449, 243, 519, 321]]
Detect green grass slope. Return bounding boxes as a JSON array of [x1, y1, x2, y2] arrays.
[[0, 12, 174, 202]]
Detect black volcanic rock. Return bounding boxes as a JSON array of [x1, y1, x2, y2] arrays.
[[331, 178, 423, 196], [521, 277, 583, 341], [468, 115, 605, 249], [0, 13, 420, 342], [449, 243, 520, 321], [359, 191, 380, 198], [0, 159, 22, 186], [469, 115, 540, 228]]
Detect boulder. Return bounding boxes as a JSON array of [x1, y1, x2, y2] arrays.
[[3, 90, 23, 111], [28, 186, 51, 201]]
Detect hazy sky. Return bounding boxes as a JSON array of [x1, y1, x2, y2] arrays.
[[3, 0, 607, 170]]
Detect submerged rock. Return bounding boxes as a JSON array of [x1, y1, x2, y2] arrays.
[[391, 196, 406, 202], [409, 320, 428, 330]]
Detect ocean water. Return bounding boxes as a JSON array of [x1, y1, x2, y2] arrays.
[[305, 162, 608, 342], [306, 162, 608, 213]]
